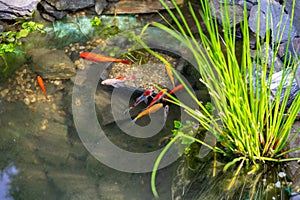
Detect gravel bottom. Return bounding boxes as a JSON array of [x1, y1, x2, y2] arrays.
[[108, 51, 178, 90]]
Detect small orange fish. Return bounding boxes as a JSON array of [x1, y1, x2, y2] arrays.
[[80, 52, 131, 65], [133, 103, 163, 122], [37, 76, 47, 99]]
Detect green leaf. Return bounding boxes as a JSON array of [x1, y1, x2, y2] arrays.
[[37, 23, 44, 30], [91, 16, 102, 27], [180, 130, 195, 145], [6, 37, 15, 43], [16, 29, 29, 39], [174, 120, 182, 129]]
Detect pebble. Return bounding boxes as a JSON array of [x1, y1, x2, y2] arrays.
[[26, 83, 31, 89], [40, 125, 47, 131], [1, 89, 9, 97], [23, 97, 30, 105], [278, 172, 286, 178], [53, 80, 62, 86], [30, 96, 36, 103], [275, 181, 281, 188]]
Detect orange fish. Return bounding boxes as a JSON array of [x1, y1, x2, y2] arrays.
[[146, 89, 167, 109], [133, 103, 163, 122], [80, 52, 131, 65], [37, 76, 47, 99], [163, 84, 184, 100]]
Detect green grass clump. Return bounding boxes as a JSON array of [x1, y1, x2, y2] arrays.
[[143, 0, 300, 198]]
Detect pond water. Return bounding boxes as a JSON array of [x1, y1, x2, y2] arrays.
[[1, 4, 300, 200], [0, 81, 183, 199], [0, 12, 209, 199]]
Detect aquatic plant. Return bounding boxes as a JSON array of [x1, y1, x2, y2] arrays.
[[0, 21, 44, 72], [142, 0, 300, 198]]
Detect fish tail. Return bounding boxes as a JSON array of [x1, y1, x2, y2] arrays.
[[43, 90, 47, 97], [120, 59, 131, 65], [115, 59, 131, 65]]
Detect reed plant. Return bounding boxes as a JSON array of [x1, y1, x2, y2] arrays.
[[141, 0, 300, 198]]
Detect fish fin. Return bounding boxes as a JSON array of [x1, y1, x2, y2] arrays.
[[116, 76, 126, 80], [112, 83, 120, 88], [120, 60, 132, 65]]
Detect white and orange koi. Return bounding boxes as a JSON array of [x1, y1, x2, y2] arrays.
[[133, 103, 163, 122], [101, 75, 137, 87]]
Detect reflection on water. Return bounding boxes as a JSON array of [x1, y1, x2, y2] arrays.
[[0, 163, 19, 200]]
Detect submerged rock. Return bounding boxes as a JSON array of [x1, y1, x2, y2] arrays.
[[27, 48, 76, 79], [0, 0, 40, 19]]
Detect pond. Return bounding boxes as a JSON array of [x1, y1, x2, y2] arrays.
[[1, 1, 300, 200], [0, 12, 205, 199]]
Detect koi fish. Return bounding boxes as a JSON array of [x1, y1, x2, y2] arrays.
[[164, 84, 184, 100], [165, 64, 175, 87], [163, 105, 169, 125], [146, 89, 167, 109], [125, 88, 155, 113], [101, 75, 137, 87], [80, 52, 131, 65], [133, 103, 163, 122], [37, 76, 47, 99]]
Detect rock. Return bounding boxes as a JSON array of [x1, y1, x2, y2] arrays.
[[103, 0, 183, 14], [210, 0, 244, 27], [38, 0, 94, 20], [95, 0, 107, 15], [27, 48, 76, 79], [36, 122, 69, 166], [0, 0, 40, 20], [248, 1, 297, 42], [95, 88, 115, 126], [286, 121, 300, 194], [38, 0, 68, 20], [43, 0, 94, 11], [46, 167, 100, 199], [257, 44, 283, 72], [278, 37, 300, 59], [285, 1, 300, 37]]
